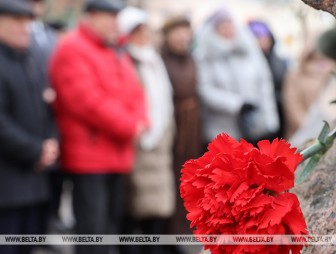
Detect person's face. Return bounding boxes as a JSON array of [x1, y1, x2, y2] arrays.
[[87, 11, 119, 44], [0, 15, 32, 49], [309, 52, 335, 72], [129, 24, 152, 47], [216, 20, 235, 40], [166, 25, 192, 55], [257, 35, 273, 54], [30, 0, 45, 19]]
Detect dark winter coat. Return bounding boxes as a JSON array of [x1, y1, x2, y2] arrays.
[[0, 41, 56, 207], [265, 38, 288, 138], [161, 46, 202, 234]]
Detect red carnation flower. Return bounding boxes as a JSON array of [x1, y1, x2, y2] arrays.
[[180, 134, 308, 254]]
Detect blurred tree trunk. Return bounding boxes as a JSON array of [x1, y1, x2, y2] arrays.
[[300, 0, 336, 16]]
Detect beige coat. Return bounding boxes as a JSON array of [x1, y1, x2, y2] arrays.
[[290, 76, 336, 147], [127, 122, 176, 219], [283, 50, 335, 139], [126, 45, 176, 219]]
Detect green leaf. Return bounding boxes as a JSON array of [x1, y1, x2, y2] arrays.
[[300, 122, 334, 161], [296, 155, 322, 185], [297, 122, 336, 184], [317, 121, 330, 144]]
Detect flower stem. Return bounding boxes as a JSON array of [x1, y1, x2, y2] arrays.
[[300, 124, 336, 161], [296, 123, 336, 184], [300, 141, 326, 161]]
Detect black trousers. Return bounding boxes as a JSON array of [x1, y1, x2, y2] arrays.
[[0, 203, 48, 254], [48, 170, 67, 218], [71, 173, 125, 254], [120, 217, 168, 254]]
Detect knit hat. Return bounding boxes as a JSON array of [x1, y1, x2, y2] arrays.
[[248, 20, 271, 38], [207, 8, 232, 26], [84, 0, 124, 14], [117, 6, 148, 35], [0, 0, 35, 18], [162, 16, 191, 35]]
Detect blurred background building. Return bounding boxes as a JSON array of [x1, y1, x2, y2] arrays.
[[44, 0, 335, 61]]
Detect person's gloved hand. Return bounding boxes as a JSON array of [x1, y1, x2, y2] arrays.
[[240, 103, 257, 115], [239, 103, 259, 144]]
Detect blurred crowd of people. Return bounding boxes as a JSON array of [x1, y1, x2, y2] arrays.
[[0, 0, 335, 254]]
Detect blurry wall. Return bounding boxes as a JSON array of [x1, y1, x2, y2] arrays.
[[44, 0, 335, 60]]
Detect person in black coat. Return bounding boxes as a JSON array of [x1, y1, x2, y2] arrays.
[[249, 20, 288, 139], [0, 1, 59, 254], [23, 0, 69, 236]]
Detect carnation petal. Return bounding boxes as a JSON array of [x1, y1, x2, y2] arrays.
[[208, 133, 254, 155], [180, 134, 307, 254], [258, 139, 303, 173], [281, 194, 308, 235], [247, 159, 294, 192], [230, 182, 250, 203], [258, 196, 292, 229]]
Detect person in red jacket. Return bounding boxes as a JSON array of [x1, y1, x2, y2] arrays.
[[50, 1, 146, 254]]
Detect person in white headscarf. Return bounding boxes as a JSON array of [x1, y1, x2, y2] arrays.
[[118, 7, 176, 254]]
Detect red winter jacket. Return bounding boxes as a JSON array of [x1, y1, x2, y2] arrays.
[[50, 24, 146, 174]]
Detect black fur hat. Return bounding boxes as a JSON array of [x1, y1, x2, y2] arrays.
[[318, 27, 336, 60]]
